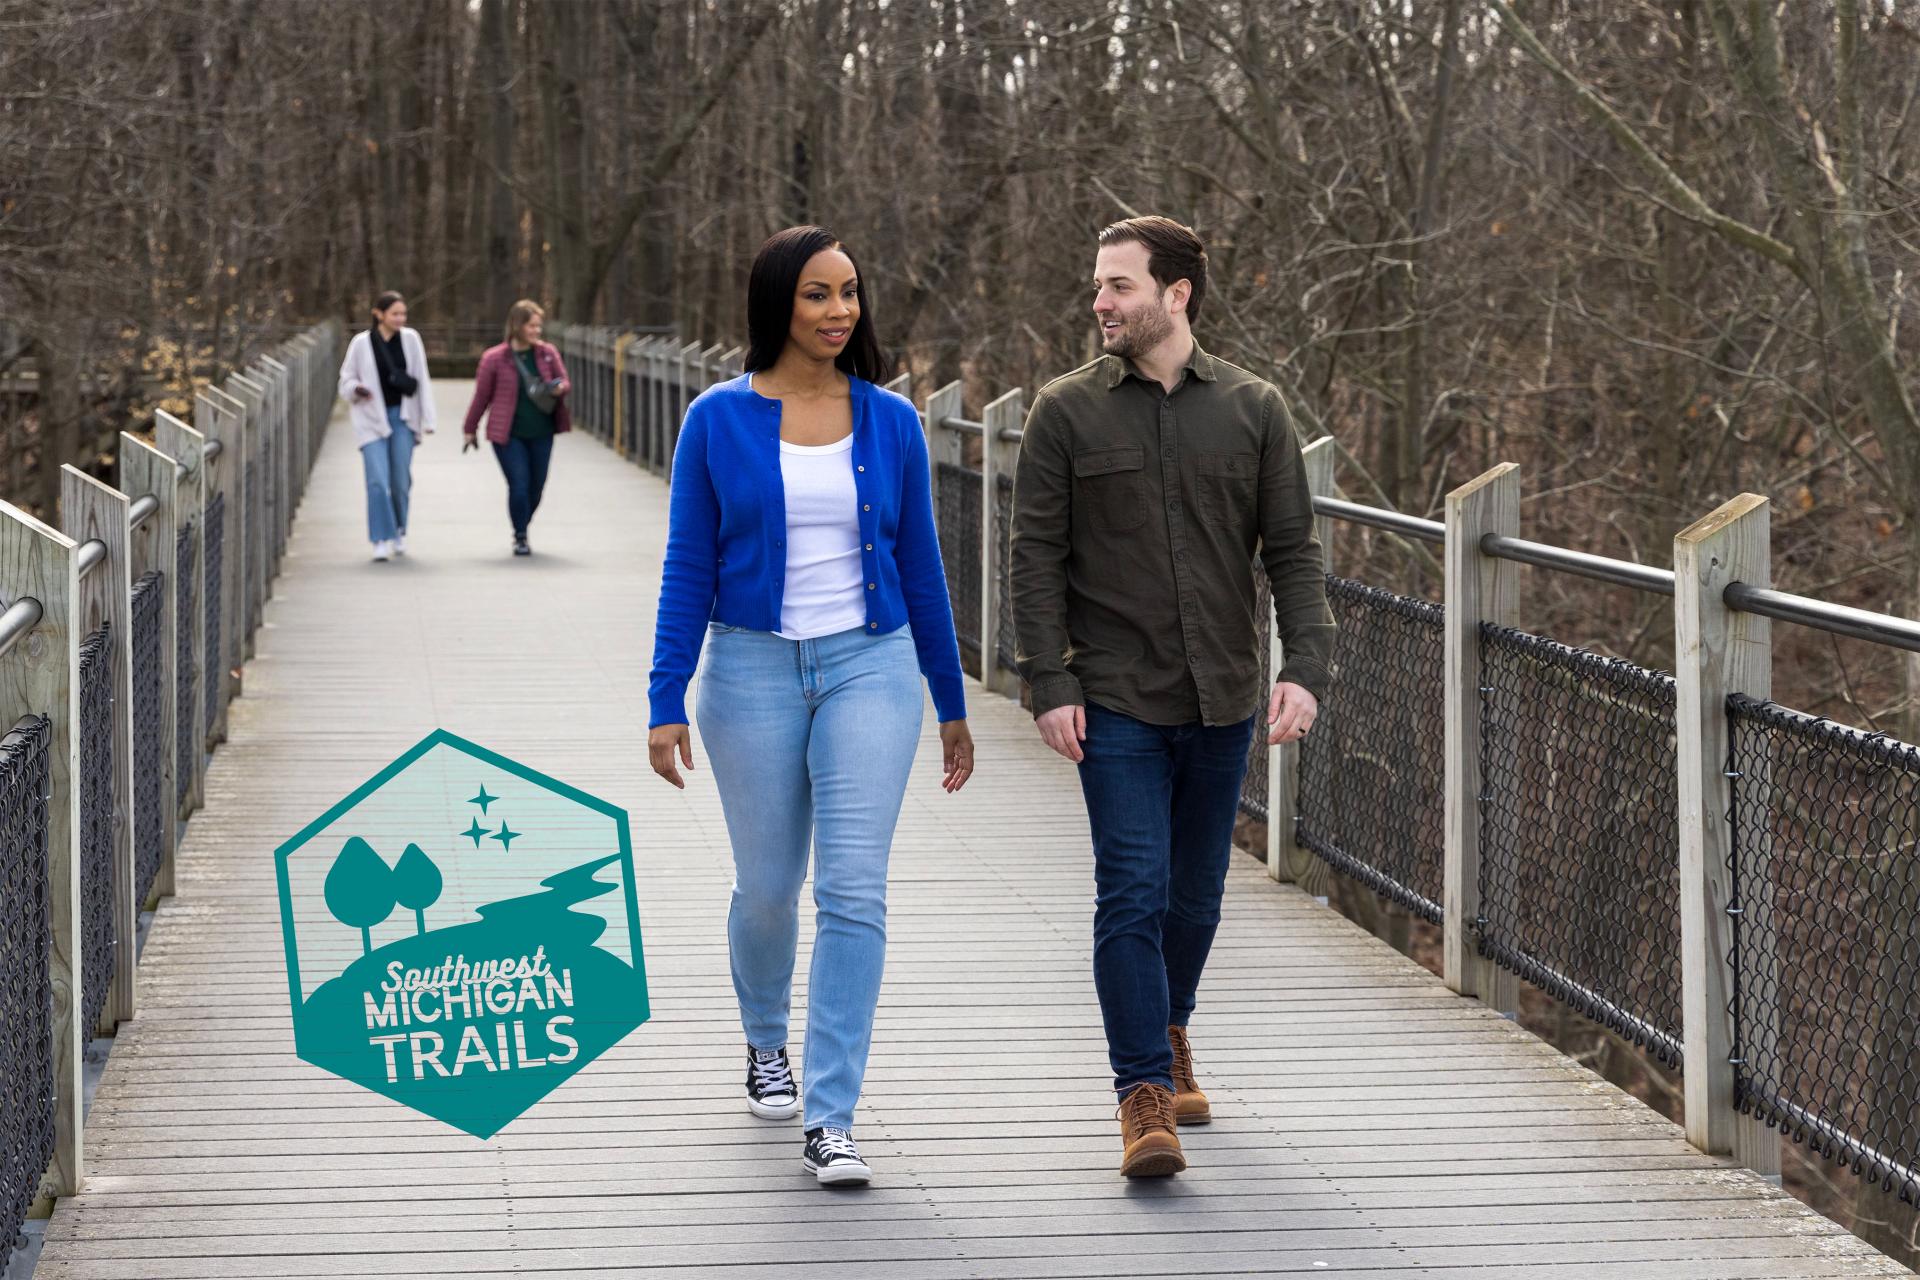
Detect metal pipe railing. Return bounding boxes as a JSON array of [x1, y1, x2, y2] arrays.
[[1726, 582, 1920, 656], [0, 596, 44, 662], [1313, 495, 1446, 545], [1481, 533, 1677, 597]]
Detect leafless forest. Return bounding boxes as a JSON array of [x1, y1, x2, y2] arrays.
[[4, 0, 1918, 1254]]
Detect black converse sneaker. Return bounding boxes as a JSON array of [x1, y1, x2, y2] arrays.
[[802, 1127, 871, 1186], [745, 1046, 801, 1120]]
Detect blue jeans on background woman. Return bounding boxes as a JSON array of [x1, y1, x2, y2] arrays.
[[361, 405, 414, 542], [694, 621, 924, 1133], [493, 433, 554, 539]]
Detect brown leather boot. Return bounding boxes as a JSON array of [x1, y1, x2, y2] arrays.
[[1116, 1082, 1186, 1177], [1169, 1024, 1211, 1125]]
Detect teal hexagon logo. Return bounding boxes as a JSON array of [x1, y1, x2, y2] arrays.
[[275, 729, 648, 1137]]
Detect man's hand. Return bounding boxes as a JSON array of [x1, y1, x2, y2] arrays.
[[1266, 682, 1318, 745], [649, 724, 694, 788], [1036, 704, 1086, 763]]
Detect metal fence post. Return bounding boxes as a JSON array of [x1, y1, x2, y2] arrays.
[[1271, 436, 1337, 888], [1443, 463, 1520, 1016], [58, 467, 136, 1031], [1676, 492, 1780, 1178]]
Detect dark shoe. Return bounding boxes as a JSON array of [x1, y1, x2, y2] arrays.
[[803, 1127, 872, 1185], [512, 535, 531, 556], [1169, 1024, 1211, 1125], [1116, 1082, 1186, 1177], [745, 1046, 801, 1120]]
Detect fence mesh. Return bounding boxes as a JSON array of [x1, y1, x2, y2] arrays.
[[245, 454, 259, 630], [1296, 576, 1446, 922], [175, 523, 194, 806], [935, 461, 981, 653], [1477, 624, 1682, 1066], [77, 624, 116, 1038], [131, 569, 165, 907], [204, 492, 224, 731], [0, 714, 54, 1256], [1728, 696, 1920, 1202]]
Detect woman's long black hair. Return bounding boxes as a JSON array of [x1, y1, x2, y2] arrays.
[[742, 225, 892, 383]]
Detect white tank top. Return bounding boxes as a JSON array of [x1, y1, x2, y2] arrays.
[[776, 434, 868, 640]]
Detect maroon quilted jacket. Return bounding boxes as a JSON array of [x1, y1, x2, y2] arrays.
[[462, 341, 573, 444]]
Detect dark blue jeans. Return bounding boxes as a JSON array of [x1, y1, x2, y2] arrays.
[[1075, 699, 1256, 1096], [492, 434, 554, 538]]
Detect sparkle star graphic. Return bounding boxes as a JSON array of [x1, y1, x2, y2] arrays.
[[469, 785, 498, 814], [490, 822, 520, 852], [461, 818, 488, 848]]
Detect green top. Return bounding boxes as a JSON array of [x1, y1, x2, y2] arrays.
[[510, 348, 555, 441], [1008, 340, 1335, 726]]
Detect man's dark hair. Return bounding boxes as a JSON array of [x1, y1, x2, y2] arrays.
[[1097, 216, 1208, 325], [743, 225, 891, 383]]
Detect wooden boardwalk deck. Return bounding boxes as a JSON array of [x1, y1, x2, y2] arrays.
[[30, 383, 1912, 1279]]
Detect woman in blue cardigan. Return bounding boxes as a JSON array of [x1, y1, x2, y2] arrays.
[[647, 225, 973, 1186]]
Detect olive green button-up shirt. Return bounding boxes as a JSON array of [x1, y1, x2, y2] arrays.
[[1009, 341, 1336, 726]]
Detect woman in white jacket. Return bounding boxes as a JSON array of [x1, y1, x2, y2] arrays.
[[337, 292, 435, 561]]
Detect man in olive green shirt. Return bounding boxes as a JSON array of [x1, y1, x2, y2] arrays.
[[1010, 216, 1335, 1178]]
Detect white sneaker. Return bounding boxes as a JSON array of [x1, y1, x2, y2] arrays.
[[394, 533, 407, 556], [372, 539, 394, 562]]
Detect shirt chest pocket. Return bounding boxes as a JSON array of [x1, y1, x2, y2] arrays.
[[1073, 445, 1147, 533], [1194, 451, 1258, 528]]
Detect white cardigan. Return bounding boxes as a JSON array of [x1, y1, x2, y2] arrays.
[[338, 327, 436, 447]]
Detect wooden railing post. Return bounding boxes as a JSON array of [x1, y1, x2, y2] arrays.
[[0, 499, 83, 1196], [58, 467, 137, 1030], [154, 411, 206, 819], [1676, 493, 1779, 1178], [980, 388, 1024, 698], [195, 389, 243, 726], [1443, 463, 1520, 1015], [1270, 436, 1337, 890], [120, 433, 180, 902]]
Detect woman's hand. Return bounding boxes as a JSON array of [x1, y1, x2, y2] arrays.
[[939, 719, 974, 793], [649, 724, 695, 789]]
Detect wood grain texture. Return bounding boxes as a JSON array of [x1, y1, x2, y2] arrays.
[[0, 497, 83, 1195], [1676, 493, 1775, 1172], [154, 410, 206, 818], [60, 466, 139, 1029], [1442, 464, 1520, 1015], [1270, 435, 1337, 891], [28, 389, 1905, 1278], [118, 432, 179, 902]]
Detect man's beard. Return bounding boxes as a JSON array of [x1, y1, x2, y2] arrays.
[[1101, 303, 1173, 360]]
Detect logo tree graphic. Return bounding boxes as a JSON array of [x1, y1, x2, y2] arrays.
[[325, 835, 397, 955], [392, 842, 444, 935]]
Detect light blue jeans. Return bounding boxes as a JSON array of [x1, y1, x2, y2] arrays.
[[695, 621, 924, 1131], [361, 405, 414, 542]]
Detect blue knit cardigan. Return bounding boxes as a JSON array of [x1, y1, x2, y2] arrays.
[[647, 374, 968, 729]]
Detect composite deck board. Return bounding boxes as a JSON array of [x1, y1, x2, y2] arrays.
[[32, 382, 1909, 1278]]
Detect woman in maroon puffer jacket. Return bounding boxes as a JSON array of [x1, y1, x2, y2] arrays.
[[462, 300, 573, 555]]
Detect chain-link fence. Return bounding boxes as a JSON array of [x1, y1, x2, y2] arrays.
[[1294, 576, 1446, 922], [77, 625, 116, 1039], [0, 714, 54, 1259], [1477, 624, 1682, 1066], [204, 492, 224, 731], [174, 524, 194, 806], [935, 460, 981, 655], [1729, 695, 1920, 1202], [994, 473, 1015, 673], [130, 569, 165, 908]]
